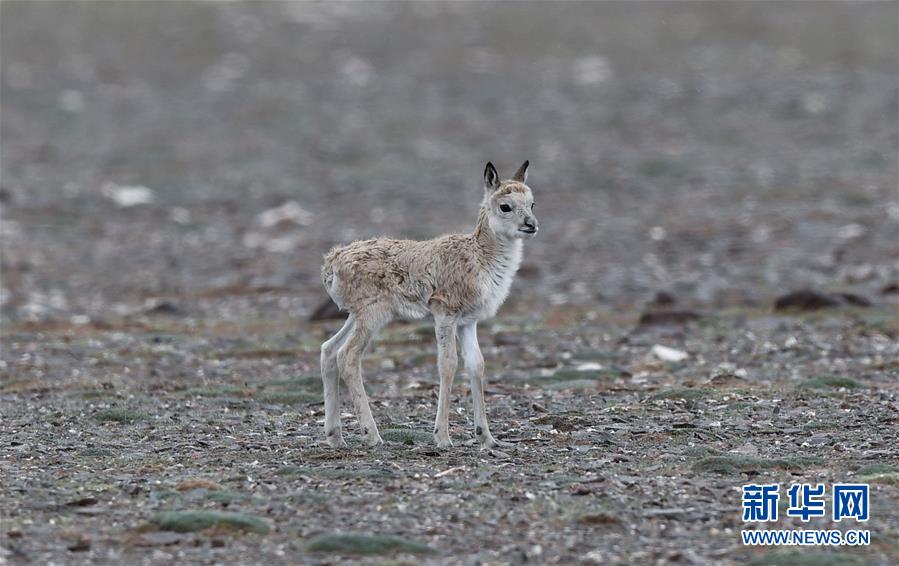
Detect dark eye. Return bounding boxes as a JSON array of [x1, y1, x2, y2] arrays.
[[531, 203, 535, 210], [499, 204, 512, 213]]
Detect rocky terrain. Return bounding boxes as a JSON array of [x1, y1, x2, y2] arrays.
[[2, 2, 897, 564]]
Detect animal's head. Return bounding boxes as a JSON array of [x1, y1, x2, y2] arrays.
[[482, 161, 538, 240]]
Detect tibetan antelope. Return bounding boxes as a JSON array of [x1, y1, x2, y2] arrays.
[[320, 161, 538, 449]]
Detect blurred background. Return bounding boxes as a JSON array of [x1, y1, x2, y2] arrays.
[[2, 4, 898, 564], [1, 1, 897, 323]]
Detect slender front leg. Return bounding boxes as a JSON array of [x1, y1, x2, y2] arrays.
[[433, 318, 458, 448], [459, 322, 503, 448], [337, 315, 383, 447], [320, 316, 354, 447]]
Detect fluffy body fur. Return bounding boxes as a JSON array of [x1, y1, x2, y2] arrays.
[[320, 161, 538, 449]]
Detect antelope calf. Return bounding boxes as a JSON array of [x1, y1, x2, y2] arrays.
[[320, 161, 538, 449]]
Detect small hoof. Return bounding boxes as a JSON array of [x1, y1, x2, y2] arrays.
[[434, 435, 454, 449], [326, 436, 348, 448], [365, 434, 384, 448]]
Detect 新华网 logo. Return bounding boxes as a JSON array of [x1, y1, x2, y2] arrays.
[[740, 483, 870, 546]]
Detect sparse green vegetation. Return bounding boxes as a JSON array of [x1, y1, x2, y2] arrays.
[[681, 446, 723, 458], [650, 388, 710, 401], [797, 375, 861, 390], [381, 428, 434, 444], [693, 455, 822, 474], [77, 389, 115, 399], [202, 491, 247, 503], [544, 378, 600, 390], [570, 350, 617, 361], [258, 391, 321, 405], [79, 447, 113, 458], [276, 466, 394, 480], [263, 375, 321, 390], [149, 511, 270, 534], [856, 463, 896, 476], [93, 409, 145, 423], [186, 385, 247, 397], [859, 472, 899, 485], [306, 533, 434, 555], [526, 368, 625, 389]]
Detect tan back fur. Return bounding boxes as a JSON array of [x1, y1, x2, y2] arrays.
[[322, 161, 537, 323]]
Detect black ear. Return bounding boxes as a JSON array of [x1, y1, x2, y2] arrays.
[[484, 162, 500, 190], [512, 160, 529, 183]]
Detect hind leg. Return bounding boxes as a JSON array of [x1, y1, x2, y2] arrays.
[[320, 316, 355, 447], [433, 316, 458, 448], [337, 309, 387, 447]]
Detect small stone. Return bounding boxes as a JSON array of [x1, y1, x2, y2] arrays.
[[881, 282, 899, 294], [143, 300, 183, 316], [67, 538, 91, 552], [66, 496, 98, 507], [774, 289, 839, 311], [257, 201, 312, 228], [102, 183, 155, 207], [651, 344, 688, 362]]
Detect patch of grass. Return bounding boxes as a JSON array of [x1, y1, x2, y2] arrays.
[[748, 549, 865, 566], [276, 466, 394, 480], [256, 375, 322, 404], [406, 352, 437, 367], [681, 446, 723, 458], [576, 511, 621, 526], [79, 447, 113, 458], [149, 511, 269, 534], [692, 455, 822, 474], [177, 485, 247, 504], [284, 491, 328, 504], [306, 533, 433, 555], [93, 409, 145, 423], [859, 472, 899, 485], [214, 347, 299, 359], [276, 465, 309, 477], [263, 374, 321, 390], [861, 313, 899, 337], [650, 387, 710, 401], [856, 463, 897, 476], [797, 375, 861, 390], [257, 391, 321, 405], [544, 378, 601, 390], [526, 368, 624, 389], [77, 390, 115, 400], [202, 491, 248, 504], [570, 349, 617, 361], [381, 428, 433, 445], [186, 385, 247, 397]]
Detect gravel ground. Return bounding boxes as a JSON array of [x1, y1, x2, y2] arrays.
[[1, 2, 898, 564]]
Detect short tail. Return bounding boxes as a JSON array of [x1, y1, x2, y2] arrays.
[[320, 262, 345, 310]]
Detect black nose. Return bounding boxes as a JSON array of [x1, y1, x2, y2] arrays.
[[523, 218, 536, 229]]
